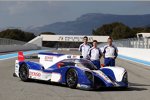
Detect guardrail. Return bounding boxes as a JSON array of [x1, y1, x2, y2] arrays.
[[98, 37, 150, 49], [0, 38, 40, 52], [98, 38, 150, 66], [117, 47, 150, 66], [0, 38, 26, 45]]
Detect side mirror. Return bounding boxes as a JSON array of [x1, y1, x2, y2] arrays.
[[57, 62, 64, 68]]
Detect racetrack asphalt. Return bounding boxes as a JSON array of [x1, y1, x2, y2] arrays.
[[0, 50, 150, 100]]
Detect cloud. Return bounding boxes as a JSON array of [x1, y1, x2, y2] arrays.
[[7, 1, 32, 15], [0, 1, 150, 29], [6, 1, 54, 15]]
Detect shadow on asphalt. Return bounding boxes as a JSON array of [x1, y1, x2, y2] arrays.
[[93, 87, 147, 92], [22, 80, 148, 92], [129, 82, 150, 86]]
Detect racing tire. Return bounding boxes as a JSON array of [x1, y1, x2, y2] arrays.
[[66, 68, 78, 89], [19, 63, 29, 82]]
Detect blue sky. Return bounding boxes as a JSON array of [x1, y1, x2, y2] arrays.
[[0, 1, 150, 29]]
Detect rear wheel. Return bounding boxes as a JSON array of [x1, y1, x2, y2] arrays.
[[19, 63, 29, 82], [66, 69, 78, 89]]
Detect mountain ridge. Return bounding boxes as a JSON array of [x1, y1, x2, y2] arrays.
[[27, 13, 150, 35]]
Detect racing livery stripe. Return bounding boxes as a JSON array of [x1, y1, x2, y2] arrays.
[[118, 54, 150, 66]]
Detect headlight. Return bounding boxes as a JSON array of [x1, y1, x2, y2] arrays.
[[85, 71, 93, 81]]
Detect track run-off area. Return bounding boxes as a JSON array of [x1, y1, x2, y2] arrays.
[[0, 50, 150, 100]]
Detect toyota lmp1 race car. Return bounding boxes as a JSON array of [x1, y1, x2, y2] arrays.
[[13, 51, 128, 90]]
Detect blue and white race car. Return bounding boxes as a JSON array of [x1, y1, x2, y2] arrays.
[[13, 51, 128, 90]]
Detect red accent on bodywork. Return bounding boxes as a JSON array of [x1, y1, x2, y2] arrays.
[[101, 64, 105, 67], [18, 51, 25, 61], [57, 62, 64, 68], [29, 72, 41, 77]]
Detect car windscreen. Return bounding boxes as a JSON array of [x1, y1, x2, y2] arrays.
[[75, 59, 97, 70], [61, 59, 97, 70]]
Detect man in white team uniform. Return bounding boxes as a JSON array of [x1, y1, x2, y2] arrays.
[[88, 40, 102, 69], [103, 37, 118, 66], [79, 36, 91, 59]]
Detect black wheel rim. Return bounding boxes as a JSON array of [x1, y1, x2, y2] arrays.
[[67, 70, 77, 87], [20, 64, 28, 80]]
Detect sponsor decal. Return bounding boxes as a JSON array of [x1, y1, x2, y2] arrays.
[[15, 63, 19, 68], [73, 55, 77, 58], [77, 84, 90, 89], [29, 72, 41, 77], [45, 75, 49, 79], [67, 55, 80, 59], [67, 55, 71, 58], [45, 56, 53, 61], [44, 74, 51, 79]]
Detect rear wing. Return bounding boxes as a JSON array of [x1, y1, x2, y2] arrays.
[[18, 51, 39, 61], [38, 52, 83, 69], [38, 52, 83, 59], [17, 51, 82, 69], [18, 51, 82, 61]]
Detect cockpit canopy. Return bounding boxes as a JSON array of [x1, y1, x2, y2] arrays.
[[59, 59, 98, 70]]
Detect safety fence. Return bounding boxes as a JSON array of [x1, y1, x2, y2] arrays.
[[0, 38, 40, 52], [98, 37, 150, 49], [0, 38, 26, 45]]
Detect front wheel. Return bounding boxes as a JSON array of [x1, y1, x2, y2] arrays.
[[19, 63, 29, 82], [66, 68, 78, 89]]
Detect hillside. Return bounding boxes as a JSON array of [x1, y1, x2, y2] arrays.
[[27, 13, 150, 35]]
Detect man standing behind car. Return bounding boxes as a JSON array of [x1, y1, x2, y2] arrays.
[[79, 36, 91, 59], [103, 37, 118, 66], [88, 40, 102, 69]]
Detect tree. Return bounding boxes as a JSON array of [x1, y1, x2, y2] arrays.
[[92, 23, 113, 36], [0, 29, 35, 42], [40, 32, 55, 35], [92, 22, 136, 39], [111, 23, 135, 39], [132, 27, 150, 34]]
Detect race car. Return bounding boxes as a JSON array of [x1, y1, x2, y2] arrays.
[[13, 51, 128, 90]]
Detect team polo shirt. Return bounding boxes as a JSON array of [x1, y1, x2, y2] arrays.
[[103, 45, 118, 58], [79, 43, 91, 59], [88, 47, 101, 61]]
